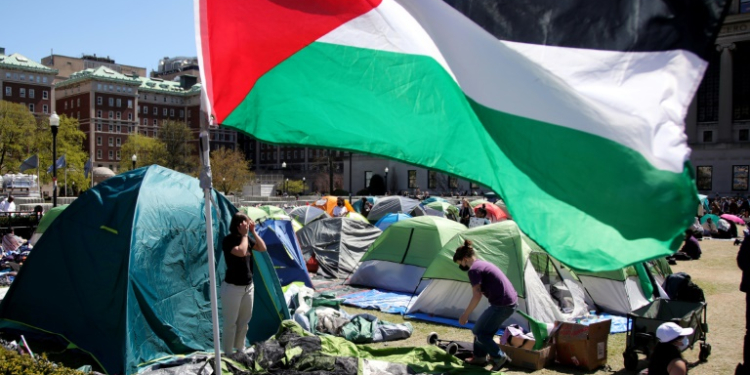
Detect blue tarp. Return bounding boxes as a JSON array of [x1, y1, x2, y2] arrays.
[[341, 289, 413, 314]]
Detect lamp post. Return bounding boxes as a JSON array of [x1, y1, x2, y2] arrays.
[[285, 178, 289, 195], [384, 167, 389, 196], [281, 161, 286, 196], [131, 154, 137, 170], [302, 177, 306, 195], [50, 112, 60, 207]]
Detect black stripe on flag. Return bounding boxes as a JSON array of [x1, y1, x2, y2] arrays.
[[443, 0, 730, 60]]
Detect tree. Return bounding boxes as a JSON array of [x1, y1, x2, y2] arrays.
[[285, 179, 304, 195], [34, 115, 88, 192], [118, 134, 167, 171], [368, 174, 386, 195], [158, 120, 195, 173], [210, 147, 253, 195], [0, 101, 36, 174]]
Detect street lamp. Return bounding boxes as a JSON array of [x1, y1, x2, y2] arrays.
[[281, 161, 286, 169], [50, 112, 60, 207], [285, 178, 289, 195], [131, 154, 137, 170], [302, 177, 306, 195], [384, 167, 389, 195]]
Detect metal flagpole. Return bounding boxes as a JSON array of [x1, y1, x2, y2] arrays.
[[37, 156, 41, 198], [199, 104, 221, 373], [64, 154, 68, 197]]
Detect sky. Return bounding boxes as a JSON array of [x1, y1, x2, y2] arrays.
[[0, 0, 196, 75]]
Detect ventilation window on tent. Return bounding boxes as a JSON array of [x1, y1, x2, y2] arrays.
[[529, 252, 574, 314]]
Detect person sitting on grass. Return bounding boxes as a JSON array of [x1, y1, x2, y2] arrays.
[[648, 322, 692, 375], [679, 230, 702, 260]]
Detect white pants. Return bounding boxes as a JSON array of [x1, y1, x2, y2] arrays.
[[221, 282, 254, 353]]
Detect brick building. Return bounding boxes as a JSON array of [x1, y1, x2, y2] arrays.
[[0, 48, 57, 117], [41, 53, 146, 84]]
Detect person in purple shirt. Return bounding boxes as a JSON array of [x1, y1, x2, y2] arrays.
[[454, 239, 518, 371], [679, 230, 701, 260]]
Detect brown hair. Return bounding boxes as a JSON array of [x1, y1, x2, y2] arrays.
[[229, 212, 250, 236], [453, 239, 475, 263]]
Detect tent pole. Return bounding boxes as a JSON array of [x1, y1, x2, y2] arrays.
[[200, 126, 222, 372]]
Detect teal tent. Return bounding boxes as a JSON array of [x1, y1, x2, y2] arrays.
[[0, 166, 288, 375]]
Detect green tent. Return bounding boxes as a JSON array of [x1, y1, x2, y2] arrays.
[[408, 221, 591, 329], [260, 205, 286, 217], [575, 258, 672, 315], [425, 201, 459, 220], [0, 166, 289, 375], [239, 206, 270, 222], [29, 204, 69, 246], [347, 216, 466, 293]]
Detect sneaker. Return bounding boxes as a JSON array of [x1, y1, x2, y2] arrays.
[[466, 356, 488, 366], [489, 355, 511, 372]]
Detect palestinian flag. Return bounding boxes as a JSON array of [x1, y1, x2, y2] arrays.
[[196, 0, 728, 271]]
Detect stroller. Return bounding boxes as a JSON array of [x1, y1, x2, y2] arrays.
[[623, 298, 710, 371]]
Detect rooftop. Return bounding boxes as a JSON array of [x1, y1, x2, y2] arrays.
[[137, 76, 202, 96], [56, 66, 141, 88], [0, 53, 58, 74]]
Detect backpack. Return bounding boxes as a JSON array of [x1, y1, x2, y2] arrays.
[[663, 272, 705, 303]]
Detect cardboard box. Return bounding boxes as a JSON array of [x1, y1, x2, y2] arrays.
[[499, 344, 555, 371], [554, 319, 611, 371]]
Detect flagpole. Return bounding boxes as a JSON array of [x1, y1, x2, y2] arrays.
[[199, 110, 222, 373], [64, 154, 68, 198], [36, 156, 41, 199]]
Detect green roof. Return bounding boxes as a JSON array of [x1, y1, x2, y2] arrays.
[[56, 66, 141, 88], [0, 53, 57, 74], [137, 76, 202, 96]]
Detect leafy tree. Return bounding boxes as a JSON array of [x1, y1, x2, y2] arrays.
[[34, 115, 88, 193], [158, 120, 195, 173], [118, 134, 167, 171], [285, 179, 305, 195], [210, 147, 253, 195], [0, 101, 36, 174]]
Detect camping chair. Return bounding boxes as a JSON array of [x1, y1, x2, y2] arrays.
[[516, 310, 549, 350]]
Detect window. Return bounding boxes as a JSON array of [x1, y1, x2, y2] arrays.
[[108, 150, 114, 160], [179, 110, 184, 117], [741, 129, 749, 142], [77, 98, 80, 107], [696, 166, 713, 191], [108, 137, 114, 146], [97, 84, 102, 91], [428, 171, 437, 189], [97, 136, 103, 146], [109, 85, 113, 91], [29, 89, 35, 99], [734, 166, 749, 191], [163, 96, 166, 103], [169, 109, 174, 117], [116, 150, 121, 160], [365, 171, 373, 189], [153, 119, 157, 126], [96, 124, 102, 131], [20, 88, 25, 98], [4, 87, 10, 96], [116, 125, 121, 133], [43, 105, 48, 114], [408, 170, 417, 189], [703, 130, 713, 142], [163, 108, 167, 116], [449, 176, 459, 189], [470, 182, 479, 190], [20, 74, 25, 81], [64, 101, 67, 110], [116, 98, 122, 107], [76, 111, 79, 119], [143, 118, 148, 125], [97, 96, 103, 105], [144, 94, 148, 100], [43, 91, 48, 99], [129, 126, 133, 133], [97, 149, 102, 159], [108, 98, 114, 106], [116, 138, 121, 146], [109, 124, 113, 132], [697, 50, 720, 122], [4, 73, 9, 79], [116, 86, 121, 92], [127, 100, 133, 109], [261, 153, 266, 161], [154, 107, 158, 115], [43, 77, 48, 83], [154, 130, 158, 137], [97, 110, 102, 118], [28, 75, 34, 82], [187, 110, 191, 118], [28, 104, 34, 112], [144, 106, 149, 114], [127, 113, 133, 120], [108, 111, 114, 119], [294, 150, 298, 159], [116, 112, 121, 119]]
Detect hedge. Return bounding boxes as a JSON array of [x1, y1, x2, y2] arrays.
[[0, 345, 85, 375]]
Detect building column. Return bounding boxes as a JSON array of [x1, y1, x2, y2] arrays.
[[685, 95, 698, 143], [717, 43, 735, 143]]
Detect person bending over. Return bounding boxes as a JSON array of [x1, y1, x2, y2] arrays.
[[455, 240, 517, 371], [221, 212, 267, 354]]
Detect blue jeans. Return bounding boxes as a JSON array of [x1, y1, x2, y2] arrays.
[[472, 304, 517, 360]]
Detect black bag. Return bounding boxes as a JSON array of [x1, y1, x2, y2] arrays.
[[663, 272, 705, 303]]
